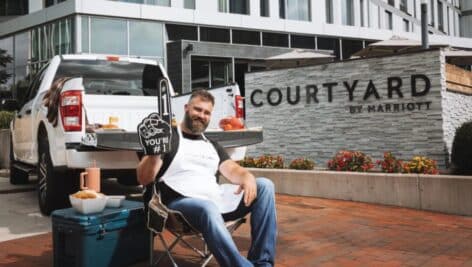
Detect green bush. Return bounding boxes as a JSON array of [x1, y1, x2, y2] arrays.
[[0, 111, 14, 129], [451, 121, 472, 173], [289, 158, 315, 170]]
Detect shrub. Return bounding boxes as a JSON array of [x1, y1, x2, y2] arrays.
[[238, 156, 257, 168], [327, 150, 374, 172], [451, 121, 472, 173], [0, 111, 14, 129], [403, 156, 438, 175], [376, 152, 403, 173], [254, 155, 284, 169], [289, 158, 315, 170]]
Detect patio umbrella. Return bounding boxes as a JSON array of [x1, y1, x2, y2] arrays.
[[265, 49, 334, 68], [352, 35, 448, 58]]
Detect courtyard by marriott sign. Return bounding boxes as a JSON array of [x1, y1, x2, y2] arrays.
[[250, 74, 432, 114]]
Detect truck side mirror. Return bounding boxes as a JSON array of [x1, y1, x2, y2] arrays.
[[0, 99, 19, 111]]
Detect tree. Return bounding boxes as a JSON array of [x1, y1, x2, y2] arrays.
[[0, 49, 13, 85]]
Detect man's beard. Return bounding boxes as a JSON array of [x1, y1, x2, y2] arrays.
[[184, 112, 209, 134]]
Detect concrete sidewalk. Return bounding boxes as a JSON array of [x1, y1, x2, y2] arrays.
[[0, 194, 471, 267]]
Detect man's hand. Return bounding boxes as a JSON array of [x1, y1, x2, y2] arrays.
[[137, 113, 172, 155], [235, 176, 257, 207]]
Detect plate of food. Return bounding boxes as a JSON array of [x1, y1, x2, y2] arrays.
[[69, 190, 107, 214]]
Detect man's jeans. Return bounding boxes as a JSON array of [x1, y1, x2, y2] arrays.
[[167, 177, 277, 267]]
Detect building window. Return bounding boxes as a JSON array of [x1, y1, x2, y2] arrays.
[[279, 0, 311, 21], [317, 37, 340, 59], [403, 19, 410, 32], [326, 0, 333, 23], [430, 0, 435, 26], [184, 0, 195, 9], [437, 0, 443, 32], [341, 39, 363, 60], [447, 6, 450, 34], [388, 0, 395, 6], [166, 24, 198, 41], [290, 35, 315, 49], [385, 10, 393, 30], [129, 21, 163, 57], [360, 0, 365, 27], [200, 27, 230, 43], [400, 0, 408, 13], [45, 0, 55, 7], [145, 0, 170, 6], [342, 0, 354, 26], [262, 32, 288, 47], [0, 0, 28, 16], [232, 29, 260, 45], [218, 0, 250, 15], [191, 57, 233, 90], [90, 17, 127, 55], [81, 16, 89, 53], [260, 0, 269, 17]]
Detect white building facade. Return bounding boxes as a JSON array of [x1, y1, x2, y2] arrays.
[[0, 0, 471, 97]]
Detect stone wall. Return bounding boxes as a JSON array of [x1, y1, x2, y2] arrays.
[[245, 50, 455, 168]]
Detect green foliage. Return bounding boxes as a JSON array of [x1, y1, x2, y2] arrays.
[[451, 121, 472, 173], [0, 111, 14, 129], [289, 158, 315, 170], [0, 49, 13, 85]]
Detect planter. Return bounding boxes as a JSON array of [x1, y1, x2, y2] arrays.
[[224, 168, 472, 216], [0, 129, 10, 169]]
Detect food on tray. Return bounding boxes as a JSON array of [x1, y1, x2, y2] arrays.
[[102, 123, 119, 129], [72, 190, 98, 199], [219, 117, 244, 131]]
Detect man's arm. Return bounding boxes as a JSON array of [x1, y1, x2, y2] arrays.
[[219, 160, 257, 207], [137, 155, 163, 186]]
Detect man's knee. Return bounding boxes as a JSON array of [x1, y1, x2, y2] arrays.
[[256, 177, 275, 195], [195, 202, 223, 224]]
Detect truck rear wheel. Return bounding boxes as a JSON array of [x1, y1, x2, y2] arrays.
[[9, 135, 29, 185], [37, 136, 77, 215]]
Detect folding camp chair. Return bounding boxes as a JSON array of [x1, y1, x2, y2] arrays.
[[147, 186, 246, 267]]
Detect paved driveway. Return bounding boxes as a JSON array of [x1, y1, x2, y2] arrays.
[[0, 174, 472, 266]]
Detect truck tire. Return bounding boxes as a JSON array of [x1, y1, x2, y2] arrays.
[[9, 135, 29, 185], [37, 136, 77, 215]]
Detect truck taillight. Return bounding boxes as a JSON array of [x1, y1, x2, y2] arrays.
[[60, 90, 82, 132], [235, 95, 244, 119]]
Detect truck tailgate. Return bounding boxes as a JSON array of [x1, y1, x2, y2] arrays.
[[80, 128, 263, 151]]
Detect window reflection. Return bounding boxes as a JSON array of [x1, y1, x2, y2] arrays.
[[280, 0, 311, 21], [129, 21, 163, 57], [91, 17, 127, 55], [191, 57, 233, 90]]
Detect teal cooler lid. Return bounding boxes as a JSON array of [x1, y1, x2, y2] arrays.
[[52, 200, 145, 233]]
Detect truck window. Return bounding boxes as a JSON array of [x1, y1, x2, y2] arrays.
[[20, 64, 48, 106], [55, 60, 164, 96]]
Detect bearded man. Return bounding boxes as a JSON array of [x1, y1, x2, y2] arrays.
[[137, 89, 277, 267]]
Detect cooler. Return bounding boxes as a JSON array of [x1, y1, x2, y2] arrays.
[[52, 200, 150, 267]]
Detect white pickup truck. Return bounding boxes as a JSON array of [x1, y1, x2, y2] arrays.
[[9, 54, 262, 215]]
